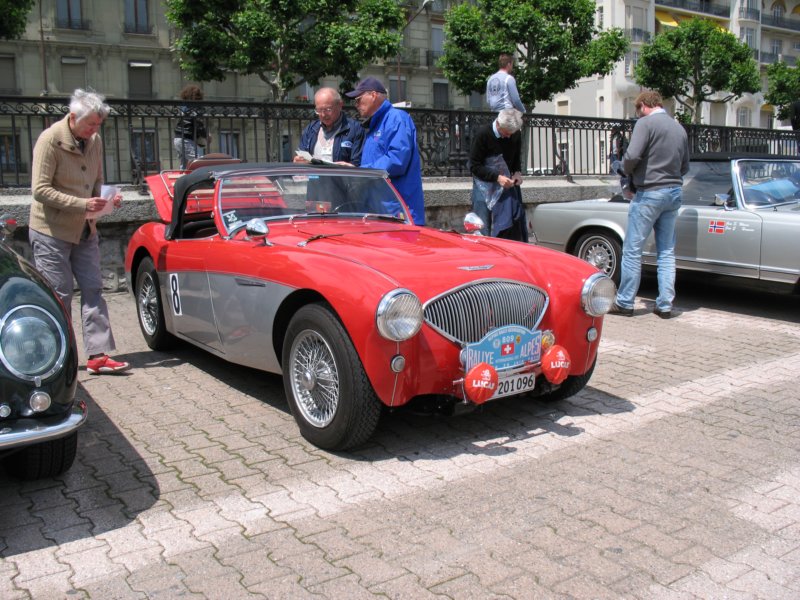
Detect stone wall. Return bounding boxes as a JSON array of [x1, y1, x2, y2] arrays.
[[1, 175, 616, 292]]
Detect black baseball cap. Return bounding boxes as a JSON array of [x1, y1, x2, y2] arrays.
[[345, 77, 387, 98]]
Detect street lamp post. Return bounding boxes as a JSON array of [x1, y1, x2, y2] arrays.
[[396, 0, 433, 103]]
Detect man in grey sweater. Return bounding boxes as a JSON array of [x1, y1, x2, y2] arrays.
[[610, 90, 689, 319]]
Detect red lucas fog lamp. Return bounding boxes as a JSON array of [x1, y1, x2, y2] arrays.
[[464, 362, 498, 404], [541, 345, 571, 385]]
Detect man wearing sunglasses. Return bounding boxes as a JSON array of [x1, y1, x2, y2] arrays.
[[294, 87, 365, 166], [345, 77, 425, 225]]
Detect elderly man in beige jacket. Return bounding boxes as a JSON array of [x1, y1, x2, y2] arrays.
[[29, 88, 129, 374]]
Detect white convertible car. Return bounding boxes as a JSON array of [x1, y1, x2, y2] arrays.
[[530, 155, 800, 293]]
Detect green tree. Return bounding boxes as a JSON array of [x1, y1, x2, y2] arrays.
[[635, 19, 759, 124], [439, 0, 628, 106], [165, 0, 404, 101], [765, 61, 800, 120], [0, 0, 34, 40]]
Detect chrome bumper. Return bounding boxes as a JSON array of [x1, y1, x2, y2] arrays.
[[0, 401, 88, 450]]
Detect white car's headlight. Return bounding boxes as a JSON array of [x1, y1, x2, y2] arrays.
[[581, 272, 617, 317], [0, 305, 66, 380], [376, 289, 423, 341]]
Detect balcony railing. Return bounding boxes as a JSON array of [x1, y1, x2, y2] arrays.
[[55, 17, 92, 30], [655, 0, 731, 18], [124, 22, 154, 35], [426, 50, 444, 68], [0, 96, 795, 187], [395, 47, 420, 66], [625, 28, 651, 43], [739, 7, 760, 20], [760, 51, 796, 65], [761, 14, 800, 33]]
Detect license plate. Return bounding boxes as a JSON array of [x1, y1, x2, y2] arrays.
[[494, 372, 536, 399], [463, 325, 542, 371]]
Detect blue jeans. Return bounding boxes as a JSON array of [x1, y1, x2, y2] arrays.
[[616, 186, 682, 312], [470, 185, 490, 236]]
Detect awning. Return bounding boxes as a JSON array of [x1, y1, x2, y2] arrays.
[[655, 10, 679, 28]]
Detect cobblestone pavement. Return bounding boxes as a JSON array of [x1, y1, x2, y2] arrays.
[[2, 279, 800, 599]]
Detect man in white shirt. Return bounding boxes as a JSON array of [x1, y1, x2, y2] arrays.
[[486, 53, 526, 114]]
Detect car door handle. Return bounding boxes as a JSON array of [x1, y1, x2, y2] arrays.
[[234, 277, 266, 287]]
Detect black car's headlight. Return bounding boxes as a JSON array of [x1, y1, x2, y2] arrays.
[[581, 272, 617, 317], [376, 289, 423, 341], [0, 305, 67, 381]]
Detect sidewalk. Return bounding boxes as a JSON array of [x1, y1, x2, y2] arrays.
[[2, 283, 799, 598]]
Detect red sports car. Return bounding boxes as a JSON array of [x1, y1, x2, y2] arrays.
[[125, 163, 615, 450]]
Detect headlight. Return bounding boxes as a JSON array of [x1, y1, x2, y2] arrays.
[[376, 289, 423, 341], [0, 305, 67, 381], [581, 272, 617, 317]]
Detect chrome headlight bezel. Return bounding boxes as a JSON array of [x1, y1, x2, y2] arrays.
[[376, 289, 423, 342], [0, 304, 67, 381], [581, 272, 617, 317]]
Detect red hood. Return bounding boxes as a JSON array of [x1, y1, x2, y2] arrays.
[[264, 221, 595, 298]]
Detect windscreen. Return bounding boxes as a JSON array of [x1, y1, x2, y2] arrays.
[[216, 171, 410, 235]]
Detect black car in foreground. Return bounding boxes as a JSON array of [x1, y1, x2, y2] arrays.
[[0, 216, 84, 479]]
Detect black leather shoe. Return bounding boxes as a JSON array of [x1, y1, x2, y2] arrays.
[[653, 308, 672, 319], [608, 302, 634, 316]]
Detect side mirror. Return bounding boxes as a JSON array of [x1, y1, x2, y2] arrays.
[[244, 218, 272, 245], [714, 193, 729, 207], [463, 212, 485, 235]]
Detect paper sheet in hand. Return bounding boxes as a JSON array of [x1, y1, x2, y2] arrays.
[[95, 185, 119, 218], [295, 150, 336, 165]]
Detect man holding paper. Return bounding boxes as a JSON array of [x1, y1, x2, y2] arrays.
[[29, 88, 130, 374], [293, 88, 364, 166]]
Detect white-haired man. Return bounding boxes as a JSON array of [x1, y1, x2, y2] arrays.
[[30, 88, 130, 374], [468, 108, 527, 240]]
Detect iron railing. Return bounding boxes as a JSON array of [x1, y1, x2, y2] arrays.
[[0, 96, 796, 188]]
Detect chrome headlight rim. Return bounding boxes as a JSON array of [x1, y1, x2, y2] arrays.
[[376, 288, 423, 342], [581, 272, 617, 317], [0, 304, 67, 381]]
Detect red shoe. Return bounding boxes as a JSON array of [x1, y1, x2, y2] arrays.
[[87, 355, 131, 374]]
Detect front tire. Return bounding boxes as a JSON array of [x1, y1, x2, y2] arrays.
[[135, 256, 175, 350], [541, 358, 596, 403], [282, 303, 381, 450], [3, 433, 78, 480], [575, 231, 622, 285]]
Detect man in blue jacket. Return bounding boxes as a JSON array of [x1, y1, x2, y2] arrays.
[[345, 77, 425, 225], [294, 88, 364, 165]]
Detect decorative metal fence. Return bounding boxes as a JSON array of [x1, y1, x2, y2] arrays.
[[1, 95, 796, 188]]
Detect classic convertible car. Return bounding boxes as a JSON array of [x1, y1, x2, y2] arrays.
[[125, 163, 615, 450], [0, 216, 84, 479], [530, 156, 800, 292]]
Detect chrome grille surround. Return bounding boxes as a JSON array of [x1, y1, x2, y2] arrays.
[[423, 279, 549, 345]]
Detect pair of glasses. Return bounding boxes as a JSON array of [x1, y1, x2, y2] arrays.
[[354, 92, 374, 105], [314, 107, 335, 115]]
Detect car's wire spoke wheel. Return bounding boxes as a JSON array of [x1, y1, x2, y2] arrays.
[[289, 329, 340, 427], [282, 303, 381, 450], [134, 257, 175, 350], [138, 272, 159, 336]]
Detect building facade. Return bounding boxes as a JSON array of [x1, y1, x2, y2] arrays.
[[533, 0, 800, 128], [0, 0, 471, 108]]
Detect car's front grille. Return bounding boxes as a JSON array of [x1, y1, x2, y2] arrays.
[[423, 280, 549, 345]]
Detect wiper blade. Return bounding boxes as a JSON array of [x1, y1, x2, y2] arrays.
[[361, 213, 406, 223]]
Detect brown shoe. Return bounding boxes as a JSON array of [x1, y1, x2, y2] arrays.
[[608, 302, 633, 316]]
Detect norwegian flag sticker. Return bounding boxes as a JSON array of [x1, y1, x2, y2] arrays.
[[708, 220, 726, 234]]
